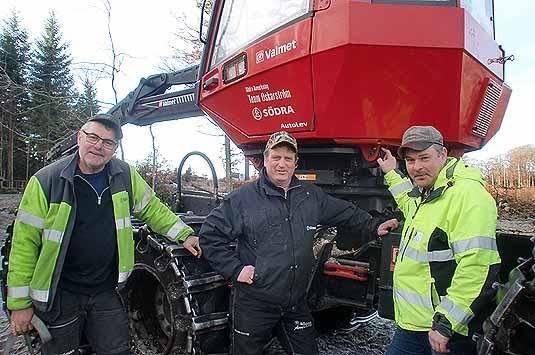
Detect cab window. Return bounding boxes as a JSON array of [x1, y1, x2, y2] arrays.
[[210, 0, 310, 69], [459, 0, 494, 36]]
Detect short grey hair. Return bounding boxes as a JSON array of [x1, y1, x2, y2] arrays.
[[431, 143, 446, 154], [80, 121, 121, 141], [80, 122, 91, 132]]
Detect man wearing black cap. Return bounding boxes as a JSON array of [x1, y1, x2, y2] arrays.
[[200, 131, 398, 355], [377, 126, 500, 355], [7, 114, 201, 354]]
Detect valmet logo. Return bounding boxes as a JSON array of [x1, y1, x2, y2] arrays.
[[256, 40, 297, 64]]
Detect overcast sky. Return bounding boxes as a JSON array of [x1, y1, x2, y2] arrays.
[[1, 0, 534, 177]]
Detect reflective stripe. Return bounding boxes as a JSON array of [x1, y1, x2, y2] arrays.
[[30, 288, 49, 302], [403, 246, 427, 262], [16, 210, 45, 229], [43, 229, 63, 244], [115, 217, 132, 230], [8, 286, 30, 298], [427, 249, 454, 262], [403, 246, 454, 263], [389, 180, 413, 197], [118, 271, 131, 283], [399, 239, 405, 253], [439, 297, 473, 326], [394, 288, 433, 309], [166, 219, 189, 240], [133, 186, 153, 213], [452, 236, 497, 255]]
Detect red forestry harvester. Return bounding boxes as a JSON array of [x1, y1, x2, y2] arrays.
[[3, 1, 533, 354]]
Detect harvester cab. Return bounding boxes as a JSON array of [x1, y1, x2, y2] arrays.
[[197, 0, 511, 159], [5, 1, 531, 355]]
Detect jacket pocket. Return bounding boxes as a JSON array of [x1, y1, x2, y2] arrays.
[[252, 256, 279, 290], [34, 291, 62, 325], [248, 208, 284, 247], [35, 289, 77, 326]]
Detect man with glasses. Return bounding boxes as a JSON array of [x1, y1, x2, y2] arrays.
[[200, 131, 399, 355], [7, 114, 201, 355], [377, 126, 500, 355]]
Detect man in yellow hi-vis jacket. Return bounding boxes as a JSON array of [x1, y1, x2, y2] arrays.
[[378, 126, 500, 355], [7, 114, 201, 355]]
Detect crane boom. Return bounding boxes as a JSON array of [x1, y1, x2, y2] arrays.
[[46, 64, 205, 161]]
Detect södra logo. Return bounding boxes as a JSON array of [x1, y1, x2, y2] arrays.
[[252, 107, 262, 121], [251, 105, 295, 121]]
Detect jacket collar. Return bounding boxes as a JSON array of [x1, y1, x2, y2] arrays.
[[60, 151, 124, 182], [407, 157, 460, 203], [259, 168, 301, 197], [435, 157, 461, 187]]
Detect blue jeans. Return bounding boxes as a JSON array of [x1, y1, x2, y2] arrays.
[[386, 327, 476, 355]]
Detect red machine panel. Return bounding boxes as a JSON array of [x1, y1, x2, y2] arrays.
[[200, 19, 315, 143], [199, 2, 511, 154]]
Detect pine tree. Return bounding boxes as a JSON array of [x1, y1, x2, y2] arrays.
[[29, 11, 80, 164], [0, 10, 31, 186], [77, 76, 100, 119]]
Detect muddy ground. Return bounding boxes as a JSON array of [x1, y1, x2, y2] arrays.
[[0, 193, 533, 354]]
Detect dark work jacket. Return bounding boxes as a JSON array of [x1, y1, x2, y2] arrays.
[[199, 169, 381, 307]]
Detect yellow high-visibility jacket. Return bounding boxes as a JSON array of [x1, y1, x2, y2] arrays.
[[385, 157, 500, 336], [7, 153, 193, 311]]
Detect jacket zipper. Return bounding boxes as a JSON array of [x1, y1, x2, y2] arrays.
[[399, 227, 414, 263], [283, 185, 302, 307], [75, 174, 110, 205], [49, 181, 77, 311], [284, 184, 301, 199], [284, 191, 295, 307]]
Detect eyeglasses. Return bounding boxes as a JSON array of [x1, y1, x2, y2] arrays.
[[81, 130, 118, 150]]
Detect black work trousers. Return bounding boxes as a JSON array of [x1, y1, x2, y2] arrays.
[[231, 287, 318, 355], [36, 288, 131, 355]]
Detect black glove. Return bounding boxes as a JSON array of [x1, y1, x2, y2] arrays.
[[432, 312, 453, 338]]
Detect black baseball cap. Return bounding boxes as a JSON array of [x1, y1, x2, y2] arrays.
[[87, 114, 123, 139]]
